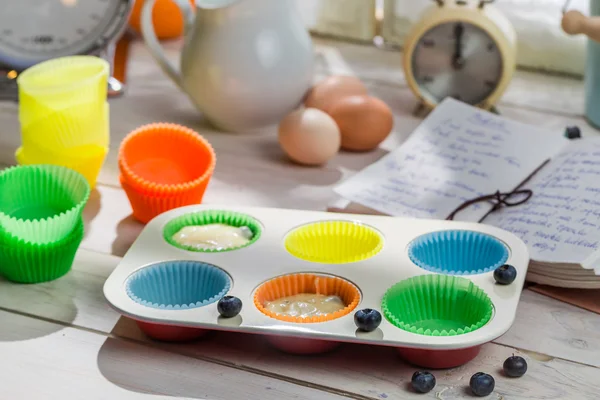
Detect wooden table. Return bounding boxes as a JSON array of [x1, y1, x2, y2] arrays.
[[0, 38, 599, 399]]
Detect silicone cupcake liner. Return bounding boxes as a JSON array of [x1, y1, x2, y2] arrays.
[[254, 273, 361, 323], [16, 145, 107, 190], [19, 93, 106, 134], [21, 102, 109, 149], [120, 175, 209, 224], [284, 220, 383, 264], [382, 275, 494, 336], [0, 218, 84, 283], [408, 230, 509, 275], [126, 261, 231, 309], [0, 164, 90, 244], [119, 164, 211, 197], [163, 210, 262, 253], [17, 56, 108, 112], [118, 123, 216, 193]]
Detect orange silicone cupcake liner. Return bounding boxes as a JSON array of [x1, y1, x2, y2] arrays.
[[118, 123, 216, 194], [120, 175, 210, 224], [253, 273, 361, 323]]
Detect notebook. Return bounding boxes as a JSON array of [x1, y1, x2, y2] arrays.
[[331, 98, 600, 289]]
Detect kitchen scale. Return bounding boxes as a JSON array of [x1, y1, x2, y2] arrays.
[[0, 0, 133, 101]]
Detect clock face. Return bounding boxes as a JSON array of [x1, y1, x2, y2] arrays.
[[0, 0, 130, 70], [411, 21, 504, 106]]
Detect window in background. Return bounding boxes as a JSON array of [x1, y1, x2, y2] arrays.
[[296, 0, 377, 42], [382, 0, 588, 76]]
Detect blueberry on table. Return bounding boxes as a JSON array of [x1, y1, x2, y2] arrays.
[[565, 126, 582, 140], [354, 308, 382, 332], [217, 296, 242, 318], [494, 264, 517, 285], [470, 372, 495, 397], [411, 371, 436, 393], [503, 355, 528, 377]]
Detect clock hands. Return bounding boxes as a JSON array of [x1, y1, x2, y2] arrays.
[[452, 23, 465, 69]]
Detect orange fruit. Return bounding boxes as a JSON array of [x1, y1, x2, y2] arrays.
[[128, 0, 195, 40]]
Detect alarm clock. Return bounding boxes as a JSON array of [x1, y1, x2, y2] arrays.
[[403, 0, 517, 111], [0, 0, 133, 100]]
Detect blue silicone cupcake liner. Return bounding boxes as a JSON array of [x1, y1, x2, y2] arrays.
[[408, 230, 509, 275], [126, 261, 231, 309]]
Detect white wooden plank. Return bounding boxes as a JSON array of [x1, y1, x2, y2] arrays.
[[0, 250, 123, 332], [495, 290, 600, 368], [4, 257, 599, 400], [111, 314, 600, 400], [1, 245, 599, 399], [0, 310, 347, 400]]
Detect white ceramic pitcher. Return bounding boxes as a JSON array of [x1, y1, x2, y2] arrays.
[[141, 0, 314, 132]]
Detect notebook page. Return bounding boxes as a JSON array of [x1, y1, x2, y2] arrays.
[[334, 98, 568, 221], [484, 138, 600, 265]]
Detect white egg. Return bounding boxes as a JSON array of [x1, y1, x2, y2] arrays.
[[278, 108, 341, 166]]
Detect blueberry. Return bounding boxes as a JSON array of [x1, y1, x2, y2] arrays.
[[217, 296, 242, 318], [354, 308, 382, 332], [503, 355, 528, 377], [470, 372, 495, 397], [494, 264, 517, 285], [565, 126, 582, 140], [411, 371, 436, 393]]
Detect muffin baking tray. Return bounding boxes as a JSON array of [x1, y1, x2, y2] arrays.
[[103, 205, 529, 368]]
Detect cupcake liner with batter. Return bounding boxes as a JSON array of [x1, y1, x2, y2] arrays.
[[254, 273, 361, 323], [163, 210, 262, 252]]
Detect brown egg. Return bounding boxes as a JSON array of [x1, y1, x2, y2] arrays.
[[329, 95, 394, 152], [278, 108, 341, 166], [304, 76, 368, 113]]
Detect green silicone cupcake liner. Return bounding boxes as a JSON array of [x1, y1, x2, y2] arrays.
[[382, 274, 494, 336], [163, 210, 262, 252], [0, 164, 90, 244], [0, 218, 84, 283]]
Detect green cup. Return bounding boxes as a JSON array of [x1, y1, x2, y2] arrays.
[[382, 274, 494, 336], [0, 164, 90, 244], [0, 218, 84, 283]]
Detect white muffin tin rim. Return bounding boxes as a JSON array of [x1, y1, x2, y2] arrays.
[[103, 204, 529, 350]]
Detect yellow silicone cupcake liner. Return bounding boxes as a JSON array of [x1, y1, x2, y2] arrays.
[[284, 220, 384, 264], [15, 145, 107, 190], [21, 102, 109, 150], [253, 273, 361, 323], [17, 56, 108, 112]]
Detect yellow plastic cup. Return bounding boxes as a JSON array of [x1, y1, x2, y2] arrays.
[[21, 102, 109, 150], [17, 56, 109, 128], [15, 145, 108, 190]]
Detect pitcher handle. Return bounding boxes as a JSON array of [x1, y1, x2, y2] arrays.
[[140, 0, 195, 90]]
